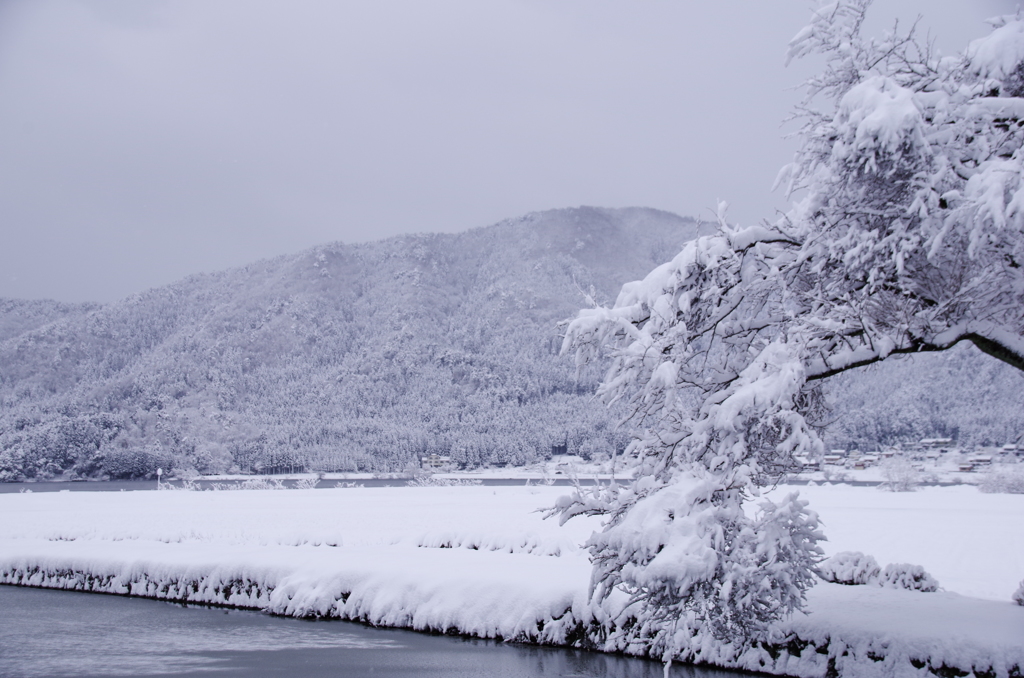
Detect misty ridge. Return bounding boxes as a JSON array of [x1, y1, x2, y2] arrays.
[[1, 206, 1023, 481]]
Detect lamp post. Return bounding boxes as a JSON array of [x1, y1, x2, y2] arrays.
[[156, 467, 163, 490]]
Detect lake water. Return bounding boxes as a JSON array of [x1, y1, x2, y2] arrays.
[[0, 477, 890, 494], [0, 478, 594, 494], [0, 586, 742, 678]]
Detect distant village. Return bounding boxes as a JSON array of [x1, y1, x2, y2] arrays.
[[794, 438, 1024, 483], [420, 439, 1024, 485]]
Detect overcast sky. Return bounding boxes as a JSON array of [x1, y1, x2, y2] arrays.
[[0, 0, 1015, 303]]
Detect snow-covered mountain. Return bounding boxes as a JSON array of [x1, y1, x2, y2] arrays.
[[2, 205, 1022, 481], [0, 299, 100, 344], [0, 207, 700, 479]]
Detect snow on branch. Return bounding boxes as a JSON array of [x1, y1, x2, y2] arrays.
[[556, 0, 1024, 660]]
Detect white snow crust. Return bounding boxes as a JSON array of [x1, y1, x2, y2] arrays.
[[1, 484, 1022, 677]]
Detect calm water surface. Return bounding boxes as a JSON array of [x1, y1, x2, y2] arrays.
[[0, 479, 600, 493], [0, 478, 893, 494], [0, 586, 743, 678]]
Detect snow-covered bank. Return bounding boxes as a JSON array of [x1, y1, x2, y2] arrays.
[[0, 538, 591, 642], [1, 485, 1022, 677]]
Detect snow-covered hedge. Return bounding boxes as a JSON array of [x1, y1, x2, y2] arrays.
[[1014, 581, 1024, 606]]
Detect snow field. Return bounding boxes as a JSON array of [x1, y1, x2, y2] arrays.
[[0, 485, 595, 554], [1, 483, 1023, 677], [763, 484, 1024, 601]]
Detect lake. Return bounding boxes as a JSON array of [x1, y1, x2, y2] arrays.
[[0, 477, 889, 494], [0, 585, 743, 678], [0, 478, 605, 494]]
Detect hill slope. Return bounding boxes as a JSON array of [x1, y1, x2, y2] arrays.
[[3, 206, 1023, 482], [0, 299, 100, 344], [0, 207, 700, 479]]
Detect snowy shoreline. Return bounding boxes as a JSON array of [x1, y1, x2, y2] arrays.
[[4, 553, 1022, 678], [1, 485, 1022, 677]]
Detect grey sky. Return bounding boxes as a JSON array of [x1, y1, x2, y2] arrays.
[[0, 0, 1015, 303]]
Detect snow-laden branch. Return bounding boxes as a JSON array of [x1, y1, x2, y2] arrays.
[[554, 1, 1024, 659]]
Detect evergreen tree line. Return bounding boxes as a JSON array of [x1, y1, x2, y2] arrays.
[[2, 207, 1022, 481], [0, 208, 690, 480]]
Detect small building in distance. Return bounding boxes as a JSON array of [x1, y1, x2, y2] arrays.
[[823, 452, 846, 465], [849, 454, 878, 470], [967, 453, 993, 467], [919, 438, 954, 452], [1000, 443, 1022, 458], [795, 456, 820, 472]]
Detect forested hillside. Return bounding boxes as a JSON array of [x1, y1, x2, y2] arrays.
[[0, 207, 698, 480], [0, 299, 100, 343], [825, 345, 1024, 452], [3, 206, 1023, 482]]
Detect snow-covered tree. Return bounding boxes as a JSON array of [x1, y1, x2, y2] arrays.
[[558, 0, 1024, 656], [779, 1, 1024, 374]]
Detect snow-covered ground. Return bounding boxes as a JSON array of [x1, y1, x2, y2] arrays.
[[1, 483, 1022, 676], [762, 483, 1024, 601], [0, 485, 594, 555]]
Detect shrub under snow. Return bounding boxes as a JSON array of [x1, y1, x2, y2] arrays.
[[876, 563, 940, 592], [819, 552, 939, 592], [979, 470, 1024, 495], [1013, 581, 1024, 606], [819, 551, 881, 585], [879, 459, 920, 492]]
